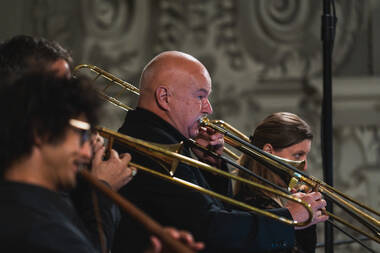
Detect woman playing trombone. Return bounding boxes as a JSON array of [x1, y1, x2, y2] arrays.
[[235, 112, 326, 253]]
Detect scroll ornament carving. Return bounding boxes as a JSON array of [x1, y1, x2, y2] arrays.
[[216, 0, 366, 79]]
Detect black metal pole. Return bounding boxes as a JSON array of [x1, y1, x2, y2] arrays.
[[321, 1, 336, 253]]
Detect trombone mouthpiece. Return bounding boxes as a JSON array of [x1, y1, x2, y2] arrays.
[[199, 117, 209, 127]]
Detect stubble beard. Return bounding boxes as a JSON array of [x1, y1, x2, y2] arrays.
[[189, 122, 200, 139]]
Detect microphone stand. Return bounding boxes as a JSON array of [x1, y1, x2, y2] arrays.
[[321, 1, 337, 253]]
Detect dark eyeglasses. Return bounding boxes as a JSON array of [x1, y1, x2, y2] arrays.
[[69, 119, 92, 146]]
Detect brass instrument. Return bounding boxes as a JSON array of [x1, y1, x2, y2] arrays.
[[74, 64, 139, 111], [206, 119, 305, 169], [96, 126, 313, 227], [200, 118, 380, 244], [74, 64, 248, 162], [73, 64, 302, 198], [74, 64, 316, 226], [74, 64, 379, 245]]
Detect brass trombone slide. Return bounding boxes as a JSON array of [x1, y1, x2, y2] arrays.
[[74, 64, 139, 111], [200, 118, 380, 244], [74, 64, 380, 246], [73, 64, 246, 162], [96, 126, 314, 227], [186, 140, 380, 251], [74, 64, 379, 243]]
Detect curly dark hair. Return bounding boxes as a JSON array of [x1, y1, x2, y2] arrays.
[[0, 74, 101, 174], [0, 35, 73, 82]]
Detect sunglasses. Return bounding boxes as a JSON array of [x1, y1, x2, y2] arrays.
[[69, 119, 91, 146]]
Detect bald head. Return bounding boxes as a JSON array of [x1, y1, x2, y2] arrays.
[[138, 51, 213, 138], [139, 51, 208, 97]]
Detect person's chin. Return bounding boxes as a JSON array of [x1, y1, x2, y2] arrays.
[[189, 123, 201, 138], [59, 177, 77, 191], [189, 128, 199, 139]]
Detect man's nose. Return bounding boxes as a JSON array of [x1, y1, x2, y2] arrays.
[[80, 141, 92, 160], [202, 99, 213, 114]]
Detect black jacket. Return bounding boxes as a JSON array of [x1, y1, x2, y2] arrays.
[[0, 181, 98, 253], [235, 191, 317, 253], [70, 176, 121, 251], [112, 108, 295, 253]]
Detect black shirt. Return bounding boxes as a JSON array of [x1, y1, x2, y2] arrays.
[[0, 180, 98, 253], [70, 176, 121, 250]]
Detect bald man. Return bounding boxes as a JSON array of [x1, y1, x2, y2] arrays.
[[113, 51, 325, 253]]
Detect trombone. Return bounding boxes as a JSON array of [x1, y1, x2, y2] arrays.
[[74, 64, 250, 162], [74, 63, 379, 245], [74, 64, 315, 226], [96, 126, 313, 227], [74, 64, 139, 111], [73, 63, 303, 190], [200, 118, 380, 245]]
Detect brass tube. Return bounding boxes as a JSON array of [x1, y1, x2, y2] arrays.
[[97, 126, 313, 227]]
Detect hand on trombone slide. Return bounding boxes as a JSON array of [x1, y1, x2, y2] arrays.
[[192, 126, 224, 168], [145, 227, 205, 253], [90, 132, 136, 191], [285, 191, 329, 230]]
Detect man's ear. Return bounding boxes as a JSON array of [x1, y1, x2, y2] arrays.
[[155, 86, 170, 111], [33, 133, 43, 148], [33, 128, 50, 148], [263, 143, 274, 154]]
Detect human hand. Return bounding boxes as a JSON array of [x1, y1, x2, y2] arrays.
[[285, 191, 329, 230], [91, 146, 136, 191], [144, 227, 204, 253], [192, 127, 224, 167], [290, 183, 312, 193], [91, 132, 105, 153]]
